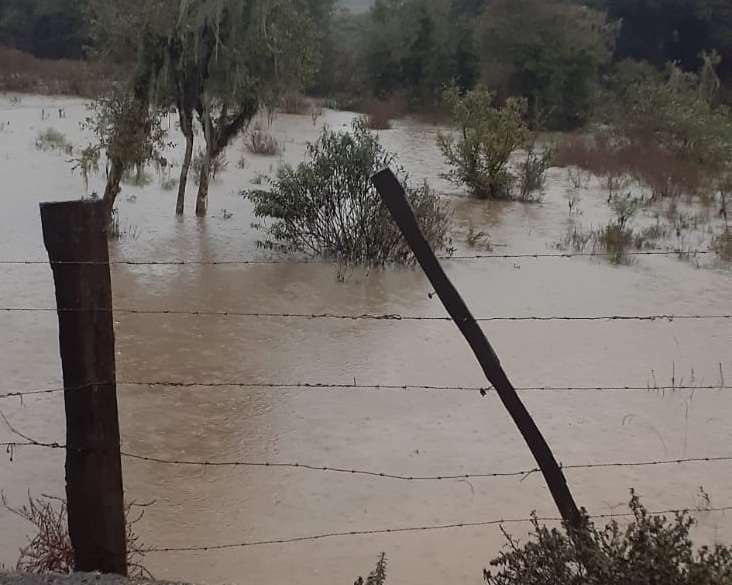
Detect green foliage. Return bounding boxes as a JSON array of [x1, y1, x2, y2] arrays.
[[621, 61, 732, 170], [246, 118, 450, 265], [364, 0, 476, 109], [518, 140, 555, 202], [0, 0, 87, 59], [82, 88, 168, 177], [311, 8, 369, 98], [480, 0, 617, 130], [484, 491, 732, 585], [437, 85, 529, 199], [599, 192, 642, 263], [70, 145, 101, 193]]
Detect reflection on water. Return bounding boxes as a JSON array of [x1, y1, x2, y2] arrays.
[[1, 96, 731, 585]]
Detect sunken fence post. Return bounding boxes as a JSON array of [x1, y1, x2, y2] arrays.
[[40, 200, 127, 576], [371, 168, 582, 530]]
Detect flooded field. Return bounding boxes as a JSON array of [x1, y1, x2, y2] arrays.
[[1, 93, 731, 584]]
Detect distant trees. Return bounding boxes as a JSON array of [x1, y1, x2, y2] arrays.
[[478, 0, 616, 130], [0, 0, 87, 59], [1, 0, 732, 133]]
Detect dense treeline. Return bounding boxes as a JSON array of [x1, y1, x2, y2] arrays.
[[1, 0, 732, 128]]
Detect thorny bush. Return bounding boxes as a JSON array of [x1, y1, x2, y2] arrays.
[[484, 491, 732, 585], [2, 492, 152, 578], [246, 118, 451, 266]]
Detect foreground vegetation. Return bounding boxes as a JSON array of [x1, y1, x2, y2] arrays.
[[483, 492, 732, 585], [2, 492, 150, 578], [353, 493, 732, 585]]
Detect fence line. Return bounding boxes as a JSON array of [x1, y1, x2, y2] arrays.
[[142, 505, 732, 552], [2, 381, 730, 402], [3, 434, 732, 482], [2, 307, 730, 322], [0, 250, 716, 267]]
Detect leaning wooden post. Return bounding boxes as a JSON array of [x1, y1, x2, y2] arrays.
[[371, 168, 582, 529], [40, 200, 127, 575]]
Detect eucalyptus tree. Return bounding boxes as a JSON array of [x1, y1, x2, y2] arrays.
[[165, 0, 320, 216]]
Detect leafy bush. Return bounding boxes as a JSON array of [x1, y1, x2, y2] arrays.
[[518, 141, 555, 202], [246, 118, 450, 265], [437, 86, 529, 200], [484, 491, 732, 585], [621, 62, 732, 172]]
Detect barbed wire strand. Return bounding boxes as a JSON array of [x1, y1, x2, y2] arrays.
[[142, 505, 732, 552], [1, 307, 730, 322], [0, 250, 715, 267], [2, 381, 730, 402], [3, 435, 732, 482]]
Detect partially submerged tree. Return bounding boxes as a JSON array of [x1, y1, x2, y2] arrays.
[[82, 0, 172, 222], [246, 118, 451, 265], [164, 0, 320, 216], [82, 0, 320, 219]]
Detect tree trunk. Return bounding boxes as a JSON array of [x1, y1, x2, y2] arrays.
[[195, 148, 212, 217], [102, 157, 124, 228], [176, 108, 194, 215], [194, 97, 258, 217]]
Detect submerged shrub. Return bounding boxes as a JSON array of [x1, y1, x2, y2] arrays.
[[246, 118, 450, 265], [244, 124, 282, 156], [437, 85, 529, 200], [35, 127, 72, 154], [518, 140, 555, 202], [484, 491, 732, 585]]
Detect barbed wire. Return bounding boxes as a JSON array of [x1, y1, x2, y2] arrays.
[[0, 250, 716, 268], [2, 380, 730, 402], [3, 433, 732, 483], [142, 505, 732, 552], [1, 307, 730, 322]]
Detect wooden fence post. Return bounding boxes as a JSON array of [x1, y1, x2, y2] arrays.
[[371, 168, 582, 529], [40, 200, 127, 575]]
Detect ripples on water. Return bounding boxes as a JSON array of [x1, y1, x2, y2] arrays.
[[1, 95, 730, 585]]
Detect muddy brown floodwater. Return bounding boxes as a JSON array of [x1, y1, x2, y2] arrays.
[[1, 94, 731, 584]]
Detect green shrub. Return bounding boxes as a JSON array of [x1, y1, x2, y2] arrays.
[[246, 118, 451, 265], [518, 140, 555, 202], [484, 491, 732, 585], [437, 86, 529, 200]]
